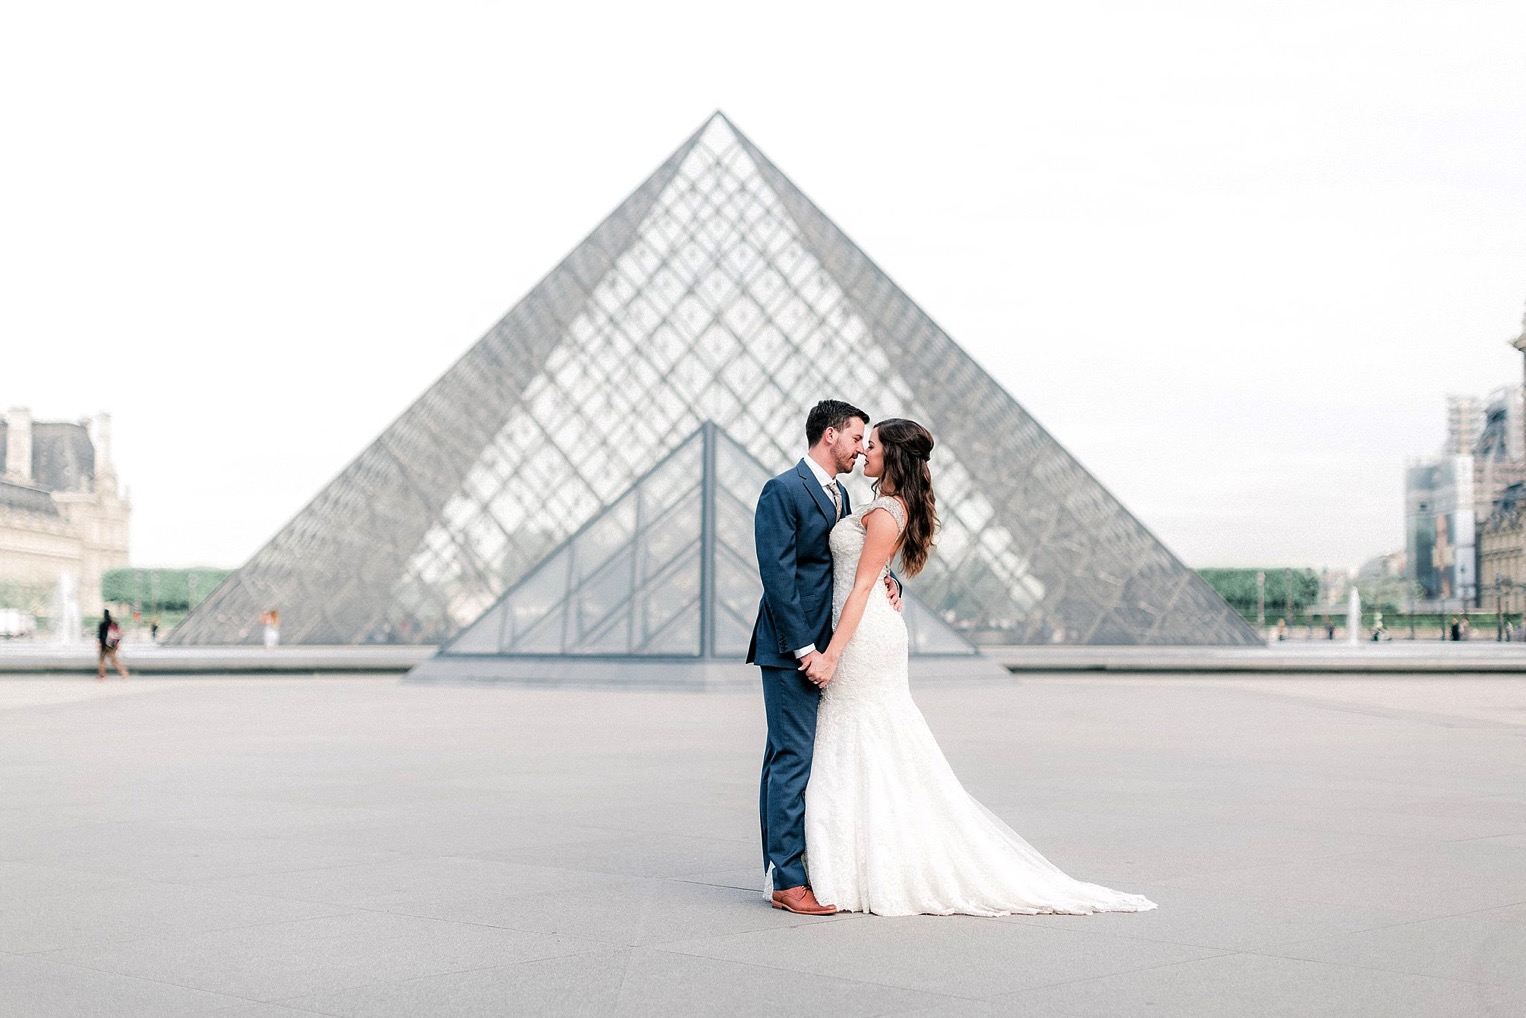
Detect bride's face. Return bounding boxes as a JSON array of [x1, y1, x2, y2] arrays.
[[862, 427, 884, 479]]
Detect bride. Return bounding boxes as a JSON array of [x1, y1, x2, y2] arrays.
[[800, 418, 1157, 917]]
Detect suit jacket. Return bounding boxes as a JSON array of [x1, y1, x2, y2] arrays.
[[747, 459, 850, 669]]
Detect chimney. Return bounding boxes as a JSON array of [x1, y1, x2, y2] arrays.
[[5, 407, 32, 482]]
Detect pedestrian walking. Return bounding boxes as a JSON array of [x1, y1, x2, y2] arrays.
[[261, 609, 280, 648], [97, 609, 128, 680], [1450, 616, 1461, 641], [1460, 617, 1471, 641]]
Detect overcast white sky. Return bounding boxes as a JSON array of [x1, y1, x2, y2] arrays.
[[4, 1, 1524, 573]]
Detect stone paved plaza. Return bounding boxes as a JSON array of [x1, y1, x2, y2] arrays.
[[1, 673, 1524, 1016]]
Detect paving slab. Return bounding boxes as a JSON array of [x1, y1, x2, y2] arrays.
[[1, 673, 1524, 1015], [418, 876, 856, 947], [0, 951, 246, 1015], [283, 946, 960, 1018], [660, 914, 1226, 998], [1003, 883, 1425, 954], [194, 855, 632, 912], [47, 909, 600, 1002], [0, 882, 352, 955], [1154, 839, 1526, 915], [1263, 911, 1526, 988], [997, 951, 1522, 1017]]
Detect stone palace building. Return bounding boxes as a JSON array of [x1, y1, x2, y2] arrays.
[[0, 407, 130, 619]]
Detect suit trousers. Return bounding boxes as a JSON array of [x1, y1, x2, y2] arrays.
[[759, 664, 820, 890]]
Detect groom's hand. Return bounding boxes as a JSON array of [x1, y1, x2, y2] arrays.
[[885, 574, 902, 613], [799, 651, 833, 688]]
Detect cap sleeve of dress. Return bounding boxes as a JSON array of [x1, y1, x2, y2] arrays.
[[872, 495, 907, 533]]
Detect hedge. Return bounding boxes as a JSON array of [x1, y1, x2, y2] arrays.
[[101, 568, 231, 612], [1196, 567, 1321, 615]]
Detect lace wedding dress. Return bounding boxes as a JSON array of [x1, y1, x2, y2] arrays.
[[802, 496, 1157, 917]]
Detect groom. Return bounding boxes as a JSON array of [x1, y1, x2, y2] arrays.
[[748, 399, 897, 915]]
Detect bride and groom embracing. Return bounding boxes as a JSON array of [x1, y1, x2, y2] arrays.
[[747, 399, 1157, 918]]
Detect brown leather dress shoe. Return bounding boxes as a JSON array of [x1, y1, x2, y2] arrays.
[[771, 885, 837, 915]]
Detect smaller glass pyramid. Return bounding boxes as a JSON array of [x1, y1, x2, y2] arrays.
[[409, 421, 983, 685]]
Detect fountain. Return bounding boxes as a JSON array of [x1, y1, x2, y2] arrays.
[[49, 572, 82, 645], [1346, 586, 1361, 645]]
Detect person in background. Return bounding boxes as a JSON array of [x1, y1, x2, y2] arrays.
[[1460, 616, 1471, 641], [261, 609, 281, 649], [97, 609, 128, 680], [1450, 616, 1461, 641]]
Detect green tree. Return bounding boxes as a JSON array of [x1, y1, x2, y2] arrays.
[[1197, 568, 1320, 616], [101, 568, 231, 612]]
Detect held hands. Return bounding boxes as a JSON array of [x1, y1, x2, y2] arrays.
[[800, 579, 899, 689], [799, 576, 899, 689], [799, 649, 839, 688]]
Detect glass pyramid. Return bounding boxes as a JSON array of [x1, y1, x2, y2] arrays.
[[408, 421, 978, 683], [172, 113, 1258, 648]]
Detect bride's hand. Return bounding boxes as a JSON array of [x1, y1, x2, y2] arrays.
[[816, 650, 840, 687], [884, 574, 902, 613], [801, 651, 832, 687], [803, 650, 839, 687]]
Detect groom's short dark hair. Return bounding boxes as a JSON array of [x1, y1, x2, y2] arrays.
[[806, 400, 869, 446]]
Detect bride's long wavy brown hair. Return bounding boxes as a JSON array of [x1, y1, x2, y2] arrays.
[[872, 418, 938, 577]]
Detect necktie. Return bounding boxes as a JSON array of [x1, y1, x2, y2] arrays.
[[827, 482, 841, 519]]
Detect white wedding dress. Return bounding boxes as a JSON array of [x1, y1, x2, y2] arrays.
[[803, 496, 1157, 917]]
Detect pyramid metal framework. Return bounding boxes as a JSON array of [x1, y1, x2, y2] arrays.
[[172, 113, 1259, 648], [410, 421, 977, 684]]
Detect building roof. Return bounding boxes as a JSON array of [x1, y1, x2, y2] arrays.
[[0, 419, 95, 493], [0, 478, 61, 518]]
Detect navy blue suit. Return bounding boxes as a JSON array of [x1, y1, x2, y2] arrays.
[[748, 459, 848, 890]]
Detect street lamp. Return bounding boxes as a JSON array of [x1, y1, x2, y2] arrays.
[[1496, 571, 1504, 641], [1283, 567, 1293, 635], [1496, 572, 1516, 641]]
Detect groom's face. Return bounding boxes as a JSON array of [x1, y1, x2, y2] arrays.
[[826, 419, 867, 475]]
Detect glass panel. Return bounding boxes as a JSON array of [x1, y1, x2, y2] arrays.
[[448, 603, 506, 654], [640, 495, 701, 579], [573, 547, 634, 642], [511, 605, 567, 654], [573, 605, 632, 655], [634, 548, 701, 652], [714, 496, 755, 574], [503, 547, 571, 650], [713, 549, 762, 632], [571, 500, 637, 583], [903, 598, 978, 656], [712, 608, 754, 658], [639, 595, 702, 656]]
